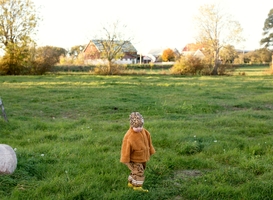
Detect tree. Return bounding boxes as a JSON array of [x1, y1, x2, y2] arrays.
[[244, 48, 272, 64], [261, 8, 273, 48], [220, 45, 238, 64], [0, 41, 32, 74], [162, 48, 175, 62], [70, 45, 85, 58], [59, 45, 85, 66], [256, 48, 272, 63], [194, 3, 243, 75], [31, 46, 66, 74], [171, 54, 204, 75], [0, 0, 39, 74], [95, 20, 134, 74]]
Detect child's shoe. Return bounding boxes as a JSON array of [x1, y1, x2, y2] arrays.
[[128, 182, 133, 188], [133, 186, 148, 192]]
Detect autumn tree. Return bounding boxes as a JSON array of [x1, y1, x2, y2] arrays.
[[244, 48, 272, 64], [261, 8, 273, 48], [95, 20, 134, 74], [171, 54, 204, 75], [194, 3, 244, 75], [70, 45, 85, 58], [162, 48, 175, 62], [219, 45, 238, 64], [0, 0, 39, 75], [30, 46, 66, 75], [59, 45, 85, 66], [256, 48, 272, 63]]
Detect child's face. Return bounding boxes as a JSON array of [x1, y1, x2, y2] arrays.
[[132, 126, 143, 132]]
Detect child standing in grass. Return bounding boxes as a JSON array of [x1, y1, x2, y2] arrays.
[[120, 112, 156, 192]]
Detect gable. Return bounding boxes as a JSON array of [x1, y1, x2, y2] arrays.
[[181, 49, 205, 59]]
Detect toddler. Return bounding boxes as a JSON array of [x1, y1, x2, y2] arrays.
[[120, 112, 156, 192]]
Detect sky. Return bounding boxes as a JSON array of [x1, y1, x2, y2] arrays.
[[32, 0, 273, 54]]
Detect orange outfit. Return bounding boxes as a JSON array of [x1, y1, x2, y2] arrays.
[[120, 127, 155, 163], [120, 127, 155, 187]]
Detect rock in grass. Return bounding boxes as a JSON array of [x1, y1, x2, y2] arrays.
[[0, 144, 17, 174]]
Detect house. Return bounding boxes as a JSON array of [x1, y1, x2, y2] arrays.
[[147, 47, 180, 62], [181, 43, 205, 59], [136, 54, 152, 64], [181, 49, 205, 59], [83, 40, 138, 65]]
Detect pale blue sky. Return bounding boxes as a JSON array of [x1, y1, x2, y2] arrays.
[[33, 0, 273, 53]]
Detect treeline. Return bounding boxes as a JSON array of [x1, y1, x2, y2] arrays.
[[0, 43, 271, 75]]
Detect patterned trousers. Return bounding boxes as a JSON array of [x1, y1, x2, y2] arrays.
[[127, 162, 146, 187]]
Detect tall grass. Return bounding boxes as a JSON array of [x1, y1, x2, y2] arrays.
[[0, 69, 273, 199]]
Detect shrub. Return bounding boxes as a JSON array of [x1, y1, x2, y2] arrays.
[[218, 64, 236, 75], [93, 64, 125, 75], [170, 55, 204, 75]]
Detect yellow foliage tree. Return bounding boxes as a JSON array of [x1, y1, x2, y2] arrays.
[[162, 48, 175, 62]]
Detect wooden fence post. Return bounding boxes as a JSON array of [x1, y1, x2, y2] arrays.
[[0, 98, 8, 122]]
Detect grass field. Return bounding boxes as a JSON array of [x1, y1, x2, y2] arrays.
[[0, 65, 273, 199]]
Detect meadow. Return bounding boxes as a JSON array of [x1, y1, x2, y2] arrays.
[[0, 65, 273, 199]]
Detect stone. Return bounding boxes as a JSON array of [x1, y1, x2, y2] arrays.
[[0, 144, 17, 174]]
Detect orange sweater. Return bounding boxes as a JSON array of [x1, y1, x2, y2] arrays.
[[120, 127, 156, 163]]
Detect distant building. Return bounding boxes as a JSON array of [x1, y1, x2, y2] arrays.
[[83, 40, 138, 65], [181, 49, 205, 59], [181, 44, 205, 59]]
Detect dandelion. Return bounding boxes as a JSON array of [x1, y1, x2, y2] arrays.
[[41, 154, 44, 157], [65, 170, 70, 181]]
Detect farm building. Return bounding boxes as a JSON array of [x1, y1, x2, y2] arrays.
[[83, 40, 138, 65]]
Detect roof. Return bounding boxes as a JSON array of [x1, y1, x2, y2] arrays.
[[182, 43, 204, 51], [181, 49, 205, 59], [84, 40, 137, 53], [148, 47, 180, 56], [148, 48, 164, 56]]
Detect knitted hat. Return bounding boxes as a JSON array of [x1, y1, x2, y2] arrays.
[[129, 112, 144, 128]]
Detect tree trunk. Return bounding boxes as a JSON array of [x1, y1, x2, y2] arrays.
[[108, 61, 112, 75], [211, 49, 220, 75], [211, 63, 219, 75]]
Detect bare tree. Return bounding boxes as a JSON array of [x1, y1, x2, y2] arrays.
[[194, 3, 244, 75], [95, 20, 135, 74]]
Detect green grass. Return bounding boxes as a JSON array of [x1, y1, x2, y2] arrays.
[[0, 66, 273, 199]]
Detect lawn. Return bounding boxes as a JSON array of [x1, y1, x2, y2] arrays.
[[0, 66, 273, 199]]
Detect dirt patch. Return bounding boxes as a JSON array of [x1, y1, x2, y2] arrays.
[[174, 170, 202, 179]]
